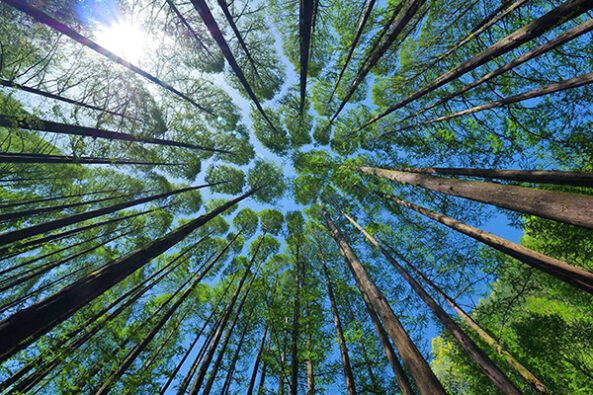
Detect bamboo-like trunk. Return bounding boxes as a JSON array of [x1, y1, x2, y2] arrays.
[[359, 166, 593, 230], [320, 252, 357, 395], [343, 211, 521, 394], [361, 0, 593, 128], [0, 190, 256, 362], [319, 201, 445, 394]]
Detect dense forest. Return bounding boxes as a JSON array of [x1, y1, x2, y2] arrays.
[[0, 0, 592, 393]]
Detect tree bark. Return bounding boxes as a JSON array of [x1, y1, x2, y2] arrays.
[[401, 255, 548, 393], [247, 326, 268, 395], [2, 0, 216, 115], [319, 201, 445, 395], [320, 252, 357, 395], [343, 211, 521, 394], [0, 189, 257, 362], [299, 0, 314, 113], [257, 335, 272, 394], [0, 189, 117, 210], [0, 152, 182, 166], [278, 316, 289, 395], [0, 183, 220, 247], [361, 0, 593, 128], [359, 166, 593, 230], [290, 247, 301, 395], [220, 307, 255, 395]]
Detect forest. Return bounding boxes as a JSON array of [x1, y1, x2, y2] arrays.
[[0, 0, 592, 393]]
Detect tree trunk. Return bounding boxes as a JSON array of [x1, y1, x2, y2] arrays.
[[343, 211, 521, 394], [290, 247, 301, 395], [247, 326, 268, 395], [2, 0, 216, 115], [320, 253, 357, 395], [190, 0, 278, 134], [379, 72, 593, 139], [0, 152, 182, 166], [0, 189, 257, 362], [319, 201, 445, 395], [331, 0, 424, 122], [305, 304, 314, 394], [0, 114, 226, 153], [0, 183, 221, 247], [94, 233, 239, 394], [299, 0, 314, 113], [257, 335, 272, 394], [392, 166, 593, 188], [220, 308, 255, 395], [328, 0, 376, 103], [0, 189, 117, 210], [278, 316, 289, 395], [164, 0, 214, 56], [359, 166, 593, 230], [188, 234, 266, 395], [402, 255, 548, 393], [379, 192, 593, 293], [361, 0, 593, 128]]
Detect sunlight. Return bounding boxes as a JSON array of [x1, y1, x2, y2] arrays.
[[94, 19, 148, 64]]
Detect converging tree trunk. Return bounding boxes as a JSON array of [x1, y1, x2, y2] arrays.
[[290, 247, 301, 395], [247, 326, 268, 395], [299, 0, 314, 112]]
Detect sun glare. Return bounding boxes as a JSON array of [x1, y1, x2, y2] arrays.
[[95, 20, 148, 64]]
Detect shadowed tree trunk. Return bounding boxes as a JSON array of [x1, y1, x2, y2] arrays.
[[358, 166, 593, 230], [399, 253, 549, 393], [299, 0, 314, 113], [290, 246, 301, 395], [220, 306, 256, 395], [361, 0, 593, 128], [0, 189, 117, 210], [164, 0, 214, 56], [319, 250, 357, 395], [319, 201, 445, 395], [343, 211, 521, 394], [2, 0, 216, 114], [278, 316, 289, 395], [0, 114, 228, 153], [0, 152, 182, 166], [0, 189, 258, 362], [257, 335, 272, 394], [247, 326, 269, 395]]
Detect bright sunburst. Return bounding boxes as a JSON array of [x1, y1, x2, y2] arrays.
[[94, 20, 148, 64]]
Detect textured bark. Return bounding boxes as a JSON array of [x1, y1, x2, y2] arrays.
[[0, 189, 256, 362], [343, 211, 521, 394], [328, 0, 376, 103], [247, 326, 269, 395], [320, 252, 357, 395], [0, 114, 227, 153], [188, 234, 266, 395], [190, 0, 278, 133], [2, 0, 215, 114], [0, 152, 181, 166], [362, 0, 593, 128], [401, 255, 548, 393], [379, 72, 593, 139], [94, 233, 239, 395], [400, 18, 593, 123], [319, 202, 445, 394], [0, 78, 140, 121], [299, 0, 314, 112], [392, 166, 593, 188], [331, 0, 425, 122], [359, 166, 593, 230], [0, 183, 220, 247]]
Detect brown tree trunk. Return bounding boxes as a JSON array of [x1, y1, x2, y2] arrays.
[[343, 211, 521, 394], [246, 326, 268, 395], [0, 152, 181, 166], [257, 335, 272, 394], [278, 316, 289, 395], [305, 303, 315, 394], [220, 308, 255, 395], [320, 252, 357, 395], [290, 248, 301, 395], [319, 201, 445, 395], [0, 189, 117, 210], [0, 189, 257, 362], [402, 255, 548, 393], [361, 0, 593, 128], [380, 193, 593, 293], [299, 0, 314, 112], [359, 166, 593, 230]]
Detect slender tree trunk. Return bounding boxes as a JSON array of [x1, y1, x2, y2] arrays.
[[358, 338, 379, 393], [320, 253, 357, 395], [164, 0, 214, 56], [190, 0, 278, 133], [379, 72, 593, 139], [305, 303, 314, 394], [402, 255, 548, 393], [0, 152, 182, 166], [247, 326, 269, 395], [290, 246, 301, 395], [328, 0, 376, 103], [0, 189, 257, 362], [359, 166, 593, 230], [0, 189, 117, 210], [188, 234, 266, 395], [299, 0, 314, 113], [362, 0, 593, 128], [94, 233, 239, 395], [331, 0, 425, 122], [257, 335, 272, 395], [278, 316, 289, 395], [343, 211, 522, 394], [0, 114, 226, 153], [0, 78, 140, 121], [378, 192, 593, 293], [0, 183, 221, 247], [220, 307, 255, 395], [2, 0, 215, 114], [319, 201, 445, 395], [391, 166, 593, 188]]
